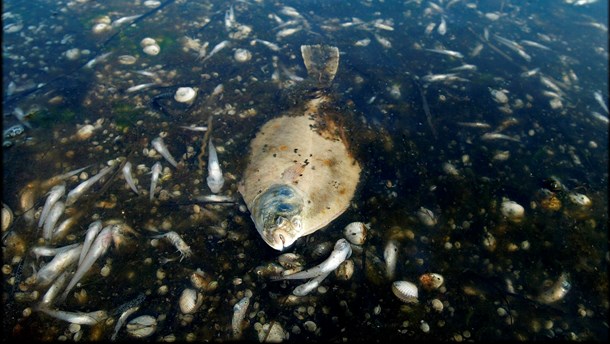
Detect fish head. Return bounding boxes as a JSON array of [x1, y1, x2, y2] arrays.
[[251, 184, 304, 251]]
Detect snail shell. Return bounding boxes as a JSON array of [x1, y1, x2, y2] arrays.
[[143, 43, 161, 56], [310, 241, 333, 260], [174, 87, 197, 103], [126, 315, 157, 338], [234, 48, 252, 63], [343, 222, 368, 245], [179, 288, 203, 314], [2, 203, 13, 232], [419, 273, 444, 291], [416, 207, 437, 227], [567, 192, 591, 208], [500, 199, 525, 222], [140, 37, 157, 48], [392, 281, 418, 304]]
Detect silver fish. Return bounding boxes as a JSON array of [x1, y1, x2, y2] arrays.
[[425, 48, 464, 59], [149, 162, 162, 201], [111, 304, 141, 340], [112, 14, 142, 28], [35, 244, 82, 287], [593, 91, 608, 114], [437, 16, 447, 35], [151, 137, 178, 168], [59, 225, 116, 302], [179, 125, 208, 132], [52, 216, 78, 240], [450, 64, 477, 72], [232, 296, 250, 339], [202, 40, 230, 63], [206, 139, 225, 194], [79, 220, 103, 266], [292, 270, 331, 296], [39, 271, 68, 307], [457, 121, 492, 129], [225, 5, 235, 29], [422, 73, 469, 83], [276, 27, 302, 39], [31, 243, 80, 260], [481, 132, 521, 142], [274, 239, 352, 280], [65, 164, 116, 206], [520, 39, 551, 51], [125, 83, 156, 93], [84, 52, 112, 69], [493, 34, 531, 62], [252, 39, 281, 51], [122, 161, 139, 194], [42, 201, 65, 242], [35, 307, 108, 325], [38, 183, 66, 228]]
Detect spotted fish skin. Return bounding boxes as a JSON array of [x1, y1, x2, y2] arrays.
[[240, 45, 361, 251]]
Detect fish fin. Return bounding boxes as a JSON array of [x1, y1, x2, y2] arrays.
[[300, 45, 339, 88]]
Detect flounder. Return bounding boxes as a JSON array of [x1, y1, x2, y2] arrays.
[[239, 45, 361, 251]]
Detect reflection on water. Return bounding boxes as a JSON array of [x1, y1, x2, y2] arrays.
[[2, 0, 608, 341]]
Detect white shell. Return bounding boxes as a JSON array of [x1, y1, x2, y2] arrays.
[[126, 315, 157, 338], [174, 87, 197, 103], [568, 192, 591, 208], [416, 207, 437, 227], [419, 273, 444, 290], [143, 0, 161, 8], [179, 288, 203, 314], [118, 55, 137, 65], [92, 23, 110, 34], [392, 281, 419, 304], [234, 48, 252, 63], [76, 124, 96, 141], [500, 199, 525, 222], [343, 222, 368, 245], [2, 203, 13, 232], [140, 37, 157, 48], [256, 321, 286, 342], [143, 44, 160, 56], [65, 48, 81, 61]]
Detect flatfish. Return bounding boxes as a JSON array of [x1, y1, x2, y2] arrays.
[[239, 45, 361, 251]]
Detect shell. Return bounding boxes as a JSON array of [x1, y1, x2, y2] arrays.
[[2, 203, 14, 232], [234, 48, 252, 63], [75, 124, 96, 141], [118, 55, 137, 65], [568, 192, 592, 208], [92, 23, 110, 34], [416, 207, 437, 227], [143, 44, 160, 56], [126, 315, 157, 338], [419, 273, 444, 290], [257, 321, 286, 342], [190, 269, 213, 291], [277, 253, 305, 269], [500, 199, 525, 222], [65, 48, 81, 61], [343, 222, 368, 245], [311, 241, 333, 260], [140, 37, 157, 48], [174, 87, 197, 103], [143, 0, 161, 8], [392, 281, 419, 304], [179, 288, 203, 314], [335, 259, 354, 280]]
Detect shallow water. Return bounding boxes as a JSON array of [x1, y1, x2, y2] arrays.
[[2, 0, 608, 341]]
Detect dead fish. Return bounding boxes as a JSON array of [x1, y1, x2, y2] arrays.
[[125, 83, 156, 93], [112, 14, 142, 28], [122, 161, 139, 194], [457, 121, 492, 129], [274, 239, 352, 280], [84, 52, 112, 69], [35, 307, 108, 325], [437, 16, 447, 35], [151, 137, 178, 168], [35, 244, 82, 287], [593, 90, 608, 114], [520, 39, 552, 51], [481, 132, 521, 142], [201, 40, 230, 63], [149, 162, 162, 201], [42, 201, 65, 242], [79, 220, 103, 266], [65, 165, 116, 206], [425, 48, 463, 59], [206, 139, 225, 193], [232, 296, 250, 339], [38, 183, 66, 228], [252, 39, 281, 51]]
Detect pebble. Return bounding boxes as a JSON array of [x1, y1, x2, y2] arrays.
[[303, 321, 317, 332], [420, 321, 430, 333], [431, 299, 443, 312]]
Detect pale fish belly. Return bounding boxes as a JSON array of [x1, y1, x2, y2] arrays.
[[240, 112, 361, 236]]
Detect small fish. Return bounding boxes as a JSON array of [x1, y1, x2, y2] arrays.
[[590, 111, 609, 123], [201, 40, 229, 63], [195, 194, 235, 203], [424, 22, 436, 35], [38, 183, 66, 228], [59, 225, 116, 302], [437, 16, 447, 35], [252, 39, 281, 51], [273, 239, 352, 280], [42, 201, 65, 242], [450, 64, 477, 72], [111, 304, 141, 341], [111, 14, 142, 28], [457, 121, 492, 129], [35, 244, 82, 287], [224, 5, 235, 29], [65, 165, 116, 206], [422, 73, 469, 83], [593, 91, 608, 114], [31, 243, 81, 260], [374, 34, 392, 48], [79, 220, 103, 266], [373, 21, 394, 31], [384, 240, 399, 280], [276, 27, 302, 39], [292, 270, 331, 296], [481, 132, 521, 142], [151, 137, 178, 168], [39, 271, 68, 307], [520, 40, 551, 51], [155, 231, 192, 261], [494, 35, 531, 62], [35, 307, 108, 325], [84, 52, 112, 69], [125, 83, 156, 93], [52, 216, 78, 240], [232, 296, 250, 339], [179, 125, 208, 132], [206, 139, 225, 193], [122, 161, 139, 194], [12, 107, 32, 129], [149, 162, 162, 201], [520, 68, 540, 78], [280, 6, 302, 18], [425, 48, 464, 59]]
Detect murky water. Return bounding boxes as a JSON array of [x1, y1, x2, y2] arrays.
[[3, 0, 608, 341]]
